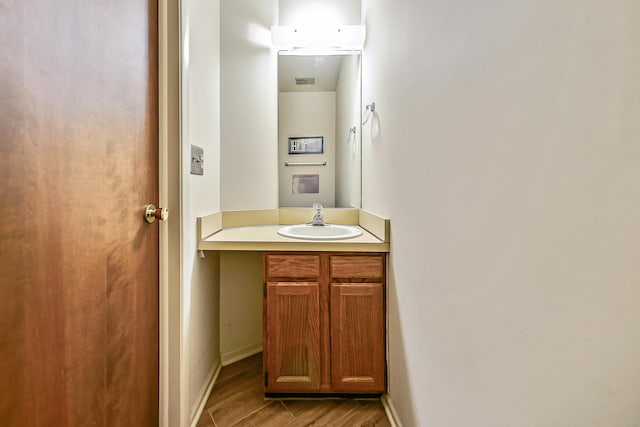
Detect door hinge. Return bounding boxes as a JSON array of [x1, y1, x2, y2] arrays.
[[264, 371, 268, 387], [263, 282, 267, 297]]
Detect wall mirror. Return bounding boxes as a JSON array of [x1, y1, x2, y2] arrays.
[[278, 51, 362, 208]]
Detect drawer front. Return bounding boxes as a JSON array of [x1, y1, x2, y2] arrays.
[[330, 255, 384, 279], [266, 254, 321, 278]]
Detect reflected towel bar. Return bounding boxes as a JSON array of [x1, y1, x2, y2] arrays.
[[285, 161, 327, 166]]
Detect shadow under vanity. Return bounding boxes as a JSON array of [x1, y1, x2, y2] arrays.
[[197, 208, 389, 396]]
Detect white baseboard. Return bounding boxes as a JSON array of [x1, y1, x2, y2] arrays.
[[381, 394, 403, 427], [221, 343, 263, 366], [189, 360, 222, 427]]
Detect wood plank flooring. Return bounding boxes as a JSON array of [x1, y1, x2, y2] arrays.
[[196, 353, 391, 426]]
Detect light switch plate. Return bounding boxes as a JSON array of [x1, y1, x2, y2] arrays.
[[191, 145, 203, 175]]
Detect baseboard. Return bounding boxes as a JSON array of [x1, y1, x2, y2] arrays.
[[381, 394, 403, 427], [189, 360, 222, 427], [221, 343, 263, 366]]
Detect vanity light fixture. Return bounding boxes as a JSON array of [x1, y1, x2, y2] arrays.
[[271, 25, 366, 51]]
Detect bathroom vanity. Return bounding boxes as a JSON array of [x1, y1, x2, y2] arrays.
[[263, 252, 386, 394], [197, 208, 389, 396]]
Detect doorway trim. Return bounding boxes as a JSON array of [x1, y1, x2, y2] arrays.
[[159, 1, 183, 426]]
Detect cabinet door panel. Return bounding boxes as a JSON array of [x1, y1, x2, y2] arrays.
[[265, 282, 321, 392], [331, 283, 385, 392]]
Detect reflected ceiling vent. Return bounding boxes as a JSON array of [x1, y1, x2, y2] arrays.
[[295, 77, 315, 85]]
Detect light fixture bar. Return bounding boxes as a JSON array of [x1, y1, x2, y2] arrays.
[[271, 25, 366, 50]]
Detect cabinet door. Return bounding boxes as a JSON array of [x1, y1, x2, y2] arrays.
[[265, 282, 321, 392], [331, 283, 385, 392]]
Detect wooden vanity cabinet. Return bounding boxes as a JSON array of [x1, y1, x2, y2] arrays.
[[263, 252, 386, 394], [263, 254, 322, 393], [330, 256, 386, 393]]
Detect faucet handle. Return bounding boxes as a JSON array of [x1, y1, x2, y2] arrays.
[[312, 202, 323, 211]]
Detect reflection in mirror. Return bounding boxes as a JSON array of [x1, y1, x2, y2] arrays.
[[278, 52, 361, 208]]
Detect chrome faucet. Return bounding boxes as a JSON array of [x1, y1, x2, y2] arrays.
[[310, 203, 326, 226]]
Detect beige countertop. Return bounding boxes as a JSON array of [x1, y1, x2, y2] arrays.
[[197, 224, 389, 252], [196, 209, 390, 252]]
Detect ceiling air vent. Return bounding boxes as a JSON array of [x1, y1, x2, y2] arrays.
[[295, 77, 315, 85]]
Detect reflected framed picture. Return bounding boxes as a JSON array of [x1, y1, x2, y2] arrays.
[[288, 136, 323, 154]]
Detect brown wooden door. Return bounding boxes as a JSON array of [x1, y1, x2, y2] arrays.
[[264, 282, 321, 392], [0, 1, 159, 426], [330, 283, 386, 392]]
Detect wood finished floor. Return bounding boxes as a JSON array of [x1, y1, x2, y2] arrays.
[[196, 353, 391, 427]]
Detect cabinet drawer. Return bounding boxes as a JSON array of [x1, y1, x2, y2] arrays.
[[266, 254, 321, 278], [330, 255, 384, 279]]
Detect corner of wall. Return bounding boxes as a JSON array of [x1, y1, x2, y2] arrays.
[[181, 0, 223, 424], [381, 394, 404, 427]]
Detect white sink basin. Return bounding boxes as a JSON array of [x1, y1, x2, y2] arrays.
[[278, 224, 363, 241]]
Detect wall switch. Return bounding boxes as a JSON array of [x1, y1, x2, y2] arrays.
[[191, 145, 204, 175]]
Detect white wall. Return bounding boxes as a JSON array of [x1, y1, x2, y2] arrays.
[[362, 0, 640, 426], [220, 0, 278, 210], [219, 251, 264, 364], [181, 0, 221, 423], [335, 54, 361, 208], [217, 0, 279, 371], [280, 0, 360, 25], [279, 91, 336, 207]]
